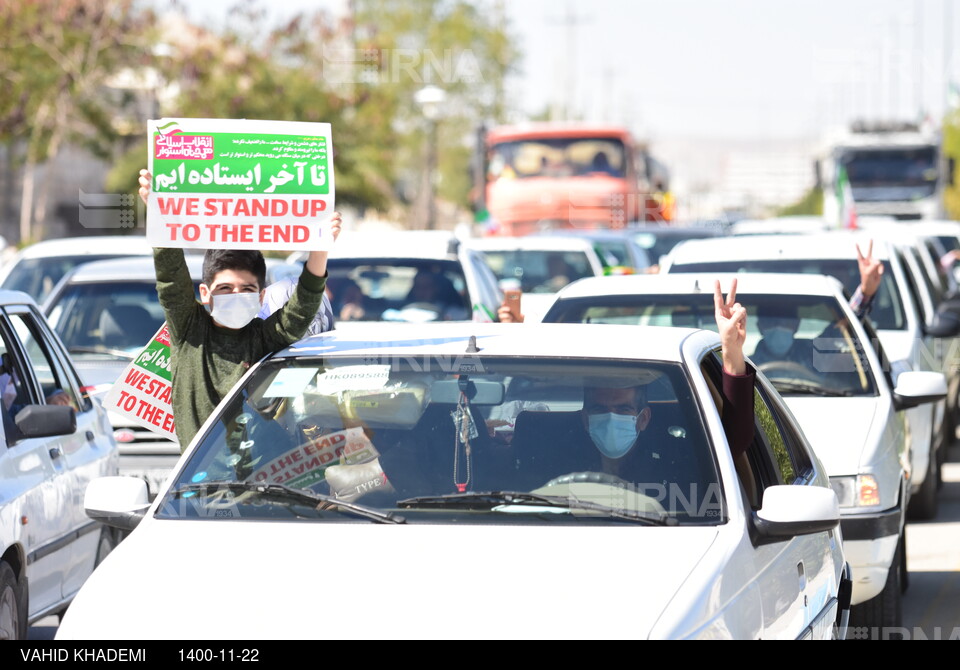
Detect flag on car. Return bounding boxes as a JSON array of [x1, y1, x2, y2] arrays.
[[836, 164, 857, 230]]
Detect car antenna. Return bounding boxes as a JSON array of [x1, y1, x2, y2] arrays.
[[465, 335, 480, 353]]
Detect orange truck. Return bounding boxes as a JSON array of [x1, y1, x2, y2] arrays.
[[476, 123, 672, 236]]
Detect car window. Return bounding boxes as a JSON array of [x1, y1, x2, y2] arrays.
[[326, 260, 471, 322], [7, 310, 85, 412], [45, 281, 175, 354], [0, 254, 133, 304], [670, 258, 906, 331], [895, 248, 930, 325], [159, 357, 723, 525], [548, 293, 878, 398], [479, 249, 595, 293], [0, 323, 33, 441]]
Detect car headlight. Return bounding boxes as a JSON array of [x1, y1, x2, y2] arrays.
[[830, 475, 880, 508]]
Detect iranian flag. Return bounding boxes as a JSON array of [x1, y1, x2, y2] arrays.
[[836, 164, 857, 229]]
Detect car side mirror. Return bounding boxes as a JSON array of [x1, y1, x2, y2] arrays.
[[15, 404, 76, 439], [84, 476, 151, 532], [893, 370, 948, 411], [925, 308, 960, 338], [752, 485, 840, 545]]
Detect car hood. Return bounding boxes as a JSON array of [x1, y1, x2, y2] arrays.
[[781, 397, 879, 476], [58, 519, 719, 640]]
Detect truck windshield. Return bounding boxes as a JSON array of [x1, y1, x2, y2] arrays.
[[842, 147, 938, 190], [488, 137, 627, 179]]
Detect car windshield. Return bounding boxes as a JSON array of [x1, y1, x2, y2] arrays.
[[632, 230, 720, 265], [326, 259, 471, 322], [479, 250, 595, 293], [1, 254, 133, 304], [45, 281, 198, 355], [158, 357, 722, 526], [670, 258, 905, 331], [842, 147, 938, 192], [488, 137, 627, 179], [547, 294, 878, 398]]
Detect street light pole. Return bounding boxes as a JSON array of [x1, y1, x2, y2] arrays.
[[415, 85, 446, 230]]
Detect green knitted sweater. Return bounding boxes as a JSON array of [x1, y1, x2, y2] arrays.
[[154, 248, 327, 450]]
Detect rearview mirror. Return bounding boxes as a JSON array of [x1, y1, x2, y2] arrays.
[[431, 378, 505, 405]]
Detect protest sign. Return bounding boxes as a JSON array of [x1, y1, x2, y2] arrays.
[[250, 426, 378, 489], [146, 118, 336, 251], [102, 324, 176, 441]]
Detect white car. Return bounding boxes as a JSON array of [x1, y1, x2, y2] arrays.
[[542, 272, 949, 628], [661, 231, 957, 521], [0, 235, 156, 305], [461, 235, 606, 322], [287, 230, 503, 325], [0, 289, 119, 639], [60, 323, 848, 640]]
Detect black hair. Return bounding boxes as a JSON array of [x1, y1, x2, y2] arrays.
[[202, 249, 266, 289]]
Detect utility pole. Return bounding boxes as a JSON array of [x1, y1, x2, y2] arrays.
[[547, 2, 591, 120]]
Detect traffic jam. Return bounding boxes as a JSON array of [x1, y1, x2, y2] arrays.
[[4, 1, 960, 645]]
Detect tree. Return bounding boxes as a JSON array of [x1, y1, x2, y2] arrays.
[[0, 0, 155, 242], [351, 0, 520, 224]]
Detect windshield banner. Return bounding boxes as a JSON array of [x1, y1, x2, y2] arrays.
[[101, 324, 176, 441], [146, 118, 336, 251]]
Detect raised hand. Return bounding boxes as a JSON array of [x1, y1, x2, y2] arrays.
[[138, 169, 152, 205], [856, 240, 884, 297], [714, 278, 747, 375]]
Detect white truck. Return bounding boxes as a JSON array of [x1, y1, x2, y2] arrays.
[[820, 120, 946, 223]]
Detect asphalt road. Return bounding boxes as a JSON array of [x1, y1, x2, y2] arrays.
[[26, 442, 960, 641]]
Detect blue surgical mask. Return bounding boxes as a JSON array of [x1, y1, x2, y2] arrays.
[[764, 327, 795, 357], [588, 412, 639, 459]]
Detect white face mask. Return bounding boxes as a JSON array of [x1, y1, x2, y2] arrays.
[[210, 292, 261, 329]]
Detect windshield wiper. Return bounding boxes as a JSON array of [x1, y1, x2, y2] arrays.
[[771, 380, 854, 397], [397, 491, 676, 525], [68, 346, 136, 360], [169, 481, 406, 524]]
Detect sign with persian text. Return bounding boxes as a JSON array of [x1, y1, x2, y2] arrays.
[[146, 118, 336, 251]]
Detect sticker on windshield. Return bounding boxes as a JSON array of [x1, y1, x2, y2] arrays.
[[262, 368, 319, 398], [314, 365, 390, 393], [250, 426, 378, 489]]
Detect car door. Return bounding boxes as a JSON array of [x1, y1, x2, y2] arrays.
[[703, 351, 841, 639], [5, 305, 117, 600], [0, 311, 71, 616]]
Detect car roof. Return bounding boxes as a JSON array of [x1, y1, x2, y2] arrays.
[[461, 236, 598, 252], [0, 289, 40, 308], [535, 229, 637, 242], [54, 254, 205, 282], [9, 235, 155, 260], [729, 217, 832, 236], [666, 230, 893, 264], [485, 123, 634, 143], [279, 322, 711, 363], [290, 230, 461, 262], [554, 272, 846, 300]]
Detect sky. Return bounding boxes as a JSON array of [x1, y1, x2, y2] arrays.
[[173, 0, 960, 143], [165, 0, 960, 212]]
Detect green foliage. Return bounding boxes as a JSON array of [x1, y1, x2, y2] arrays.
[[943, 110, 960, 220], [776, 186, 823, 217]]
